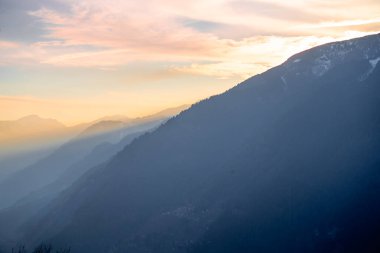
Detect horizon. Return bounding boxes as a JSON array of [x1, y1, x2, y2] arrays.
[[1, 0, 379, 125], [0, 103, 190, 127], [0, 1, 380, 252]]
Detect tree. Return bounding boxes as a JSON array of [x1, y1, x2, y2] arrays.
[[6, 244, 70, 253]]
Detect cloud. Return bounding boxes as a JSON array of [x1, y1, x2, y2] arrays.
[[1, 0, 379, 124], [172, 61, 267, 80], [171, 35, 338, 79], [0, 0, 379, 79], [0, 41, 20, 49], [227, 1, 327, 23]]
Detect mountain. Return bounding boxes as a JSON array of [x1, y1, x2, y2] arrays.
[[0, 130, 150, 245], [0, 115, 67, 156], [0, 112, 143, 178], [0, 148, 55, 184], [87, 105, 189, 127], [0, 116, 92, 180], [10, 34, 380, 252], [0, 122, 121, 210], [0, 115, 67, 148], [137, 105, 190, 120], [0, 115, 65, 136], [0, 119, 153, 210], [96, 115, 132, 122], [0, 116, 71, 183], [0, 105, 187, 211], [0, 106, 188, 249]]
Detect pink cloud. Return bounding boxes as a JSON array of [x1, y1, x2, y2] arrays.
[[0, 41, 20, 49], [0, 0, 378, 78]]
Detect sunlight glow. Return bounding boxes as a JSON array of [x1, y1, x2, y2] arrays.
[[0, 0, 379, 124]]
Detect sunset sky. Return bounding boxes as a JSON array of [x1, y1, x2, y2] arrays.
[[1, 0, 379, 125]]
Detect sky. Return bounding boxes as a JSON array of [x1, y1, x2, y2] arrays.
[[0, 0, 379, 125]]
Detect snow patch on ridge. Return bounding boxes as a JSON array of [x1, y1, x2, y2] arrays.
[[359, 57, 380, 81], [370, 57, 380, 68], [280, 76, 288, 91], [312, 54, 332, 76]]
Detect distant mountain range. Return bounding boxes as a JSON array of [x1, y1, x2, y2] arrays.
[[0, 105, 188, 210], [0, 115, 65, 136], [0, 105, 188, 180], [0, 115, 68, 157], [0, 105, 189, 157], [2, 34, 380, 253], [0, 105, 188, 249], [0, 130, 146, 244]]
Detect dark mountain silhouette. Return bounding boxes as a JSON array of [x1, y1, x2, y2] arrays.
[[7, 34, 380, 253]]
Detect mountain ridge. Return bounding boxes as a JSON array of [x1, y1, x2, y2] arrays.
[[0, 105, 187, 211], [7, 33, 380, 253]]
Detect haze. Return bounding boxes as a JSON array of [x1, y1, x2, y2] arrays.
[[1, 0, 380, 124]]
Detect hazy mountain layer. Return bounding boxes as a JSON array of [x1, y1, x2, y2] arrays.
[[11, 34, 380, 253]]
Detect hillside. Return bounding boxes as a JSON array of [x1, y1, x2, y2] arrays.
[[15, 33, 380, 253]]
